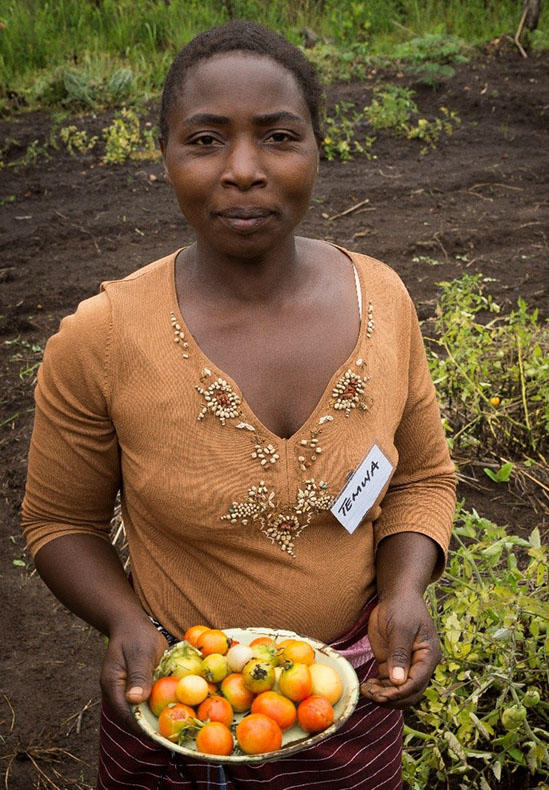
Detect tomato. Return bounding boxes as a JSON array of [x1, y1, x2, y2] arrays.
[[176, 674, 209, 706], [200, 653, 229, 683], [197, 695, 234, 727], [148, 676, 180, 717], [195, 721, 234, 756], [250, 643, 279, 667], [251, 691, 296, 731], [280, 640, 315, 666], [297, 695, 334, 733], [236, 713, 283, 755], [197, 629, 230, 657], [227, 643, 254, 673], [184, 624, 210, 647], [249, 636, 276, 647], [221, 673, 255, 713], [278, 663, 312, 702], [309, 663, 342, 704], [242, 659, 276, 693], [158, 703, 197, 742]]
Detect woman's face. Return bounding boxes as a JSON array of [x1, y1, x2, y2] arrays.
[[161, 52, 319, 260]]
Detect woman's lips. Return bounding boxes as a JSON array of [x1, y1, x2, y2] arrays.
[[216, 209, 274, 233]]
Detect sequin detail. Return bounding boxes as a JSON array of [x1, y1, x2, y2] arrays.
[[221, 479, 332, 556], [331, 368, 371, 417]]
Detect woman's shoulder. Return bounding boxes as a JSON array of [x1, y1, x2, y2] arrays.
[[100, 249, 179, 300]]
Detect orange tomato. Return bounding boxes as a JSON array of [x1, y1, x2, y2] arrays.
[[195, 721, 234, 756], [280, 640, 315, 666], [176, 674, 209, 706], [197, 629, 230, 656], [251, 691, 296, 731], [297, 695, 334, 733], [279, 663, 312, 702], [197, 695, 234, 728], [184, 624, 210, 647], [236, 713, 283, 755], [148, 676, 180, 717], [220, 673, 255, 713], [249, 636, 276, 647], [158, 703, 197, 742]]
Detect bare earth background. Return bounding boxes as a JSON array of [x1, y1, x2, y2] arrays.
[[1, 52, 548, 788]]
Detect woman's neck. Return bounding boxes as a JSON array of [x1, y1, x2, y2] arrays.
[[179, 236, 307, 306]]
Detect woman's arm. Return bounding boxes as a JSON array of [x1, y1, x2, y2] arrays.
[[361, 531, 442, 708], [34, 534, 168, 733]]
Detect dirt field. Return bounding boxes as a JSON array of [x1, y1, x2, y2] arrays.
[[1, 51, 548, 789]]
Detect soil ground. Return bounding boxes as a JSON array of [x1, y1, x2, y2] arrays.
[[1, 52, 548, 789]]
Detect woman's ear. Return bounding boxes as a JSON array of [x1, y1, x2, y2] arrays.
[[159, 138, 172, 185]]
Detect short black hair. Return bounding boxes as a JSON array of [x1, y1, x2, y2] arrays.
[[159, 21, 323, 143]]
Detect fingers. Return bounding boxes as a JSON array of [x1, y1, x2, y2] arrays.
[[100, 626, 168, 735], [364, 598, 442, 709]]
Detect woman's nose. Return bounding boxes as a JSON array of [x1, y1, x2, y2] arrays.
[[221, 138, 267, 190]]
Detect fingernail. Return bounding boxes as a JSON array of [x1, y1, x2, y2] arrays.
[[392, 667, 405, 682], [128, 686, 143, 697]]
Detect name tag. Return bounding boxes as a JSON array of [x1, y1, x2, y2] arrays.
[[331, 444, 394, 534]]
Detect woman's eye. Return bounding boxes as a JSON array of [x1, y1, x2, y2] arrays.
[[191, 134, 218, 146], [266, 131, 294, 143]]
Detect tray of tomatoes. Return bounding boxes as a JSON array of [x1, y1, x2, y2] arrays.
[[134, 625, 360, 763]]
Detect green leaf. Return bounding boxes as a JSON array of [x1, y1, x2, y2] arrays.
[[12, 559, 26, 567]]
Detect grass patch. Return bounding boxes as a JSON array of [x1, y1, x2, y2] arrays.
[[1, 1, 548, 114]]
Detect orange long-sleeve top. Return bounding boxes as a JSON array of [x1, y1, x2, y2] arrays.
[[22, 248, 456, 643]]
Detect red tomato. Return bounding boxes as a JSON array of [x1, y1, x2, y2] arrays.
[[297, 695, 334, 733], [195, 721, 234, 756], [148, 676, 180, 718], [251, 691, 296, 731], [197, 695, 234, 727], [236, 713, 283, 755], [157, 703, 197, 742]]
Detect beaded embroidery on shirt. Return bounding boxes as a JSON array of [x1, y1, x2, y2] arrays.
[[171, 284, 375, 555], [221, 479, 332, 556]]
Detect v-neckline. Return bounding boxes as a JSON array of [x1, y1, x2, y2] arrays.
[[168, 245, 367, 445]]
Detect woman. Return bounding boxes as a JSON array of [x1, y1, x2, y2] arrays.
[[22, 21, 456, 790]]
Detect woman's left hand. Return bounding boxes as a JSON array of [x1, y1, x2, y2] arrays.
[[360, 593, 441, 708]]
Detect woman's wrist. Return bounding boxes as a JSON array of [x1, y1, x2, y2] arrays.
[[375, 531, 440, 600]]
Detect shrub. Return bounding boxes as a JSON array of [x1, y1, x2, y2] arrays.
[[403, 508, 549, 788]]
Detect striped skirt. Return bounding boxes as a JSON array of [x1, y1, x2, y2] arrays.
[[97, 600, 403, 789]]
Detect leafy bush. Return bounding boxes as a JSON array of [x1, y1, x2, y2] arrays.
[[403, 508, 549, 788], [102, 108, 159, 164], [425, 273, 549, 462]]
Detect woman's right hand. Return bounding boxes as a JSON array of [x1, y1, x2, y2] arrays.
[[100, 618, 169, 734]]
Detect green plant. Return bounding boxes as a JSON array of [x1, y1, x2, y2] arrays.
[[403, 508, 549, 788], [322, 101, 374, 162], [426, 273, 549, 462], [59, 124, 98, 155], [407, 106, 461, 152], [102, 108, 159, 164], [363, 84, 418, 133], [4, 336, 43, 380]]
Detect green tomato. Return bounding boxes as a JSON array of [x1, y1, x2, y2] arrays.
[[523, 687, 541, 708], [501, 704, 527, 730]]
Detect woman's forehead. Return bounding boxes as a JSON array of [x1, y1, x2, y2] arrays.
[[174, 52, 310, 120]]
